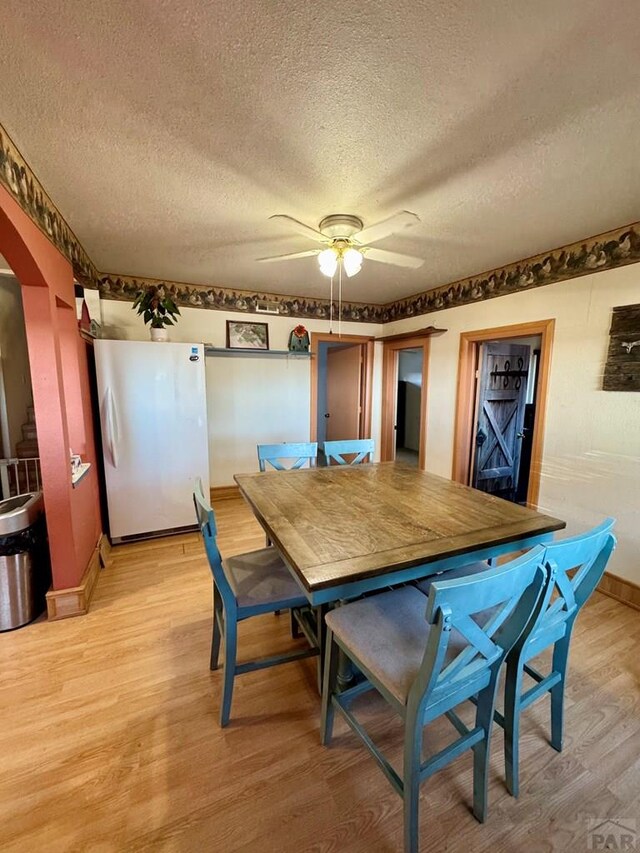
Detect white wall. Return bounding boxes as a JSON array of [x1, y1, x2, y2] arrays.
[[385, 265, 640, 585], [100, 300, 383, 486], [0, 276, 32, 456]]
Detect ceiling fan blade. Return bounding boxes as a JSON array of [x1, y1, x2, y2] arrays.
[[257, 249, 320, 263], [363, 247, 425, 268], [354, 210, 420, 245], [269, 214, 327, 244]]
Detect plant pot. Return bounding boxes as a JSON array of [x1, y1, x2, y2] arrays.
[[150, 326, 169, 342]]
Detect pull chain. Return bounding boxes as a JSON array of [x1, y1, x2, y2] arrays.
[[329, 271, 334, 334], [338, 261, 342, 339]]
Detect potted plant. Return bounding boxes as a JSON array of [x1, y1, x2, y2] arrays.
[[132, 285, 180, 341]]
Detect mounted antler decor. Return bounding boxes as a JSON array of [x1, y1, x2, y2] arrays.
[[603, 303, 640, 391]]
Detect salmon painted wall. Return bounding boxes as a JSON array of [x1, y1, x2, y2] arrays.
[[0, 184, 101, 589]]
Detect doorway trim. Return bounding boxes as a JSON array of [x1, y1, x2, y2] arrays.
[[381, 336, 430, 469], [309, 332, 375, 442], [452, 318, 555, 508]]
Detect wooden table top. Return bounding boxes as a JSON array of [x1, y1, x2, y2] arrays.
[[234, 463, 565, 593]]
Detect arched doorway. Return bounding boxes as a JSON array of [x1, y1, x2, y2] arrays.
[[0, 183, 102, 605]]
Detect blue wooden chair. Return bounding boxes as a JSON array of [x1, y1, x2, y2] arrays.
[[415, 518, 617, 798], [499, 518, 616, 796], [322, 438, 375, 465], [193, 479, 319, 727], [320, 548, 551, 853], [257, 442, 318, 471], [256, 441, 318, 574]]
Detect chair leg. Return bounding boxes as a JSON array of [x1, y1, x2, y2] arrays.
[[320, 629, 340, 746], [550, 636, 571, 752], [220, 614, 238, 728], [315, 604, 327, 695], [472, 675, 501, 822], [211, 609, 222, 671], [210, 587, 222, 671], [503, 656, 524, 798], [402, 708, 423, 853], [290, 608, 301, 639]]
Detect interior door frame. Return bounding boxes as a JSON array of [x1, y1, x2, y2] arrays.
[[0, 344, 11, 458], [452, 319, 555, 508], [310, 332, 374, 442], [381, 336, 430, 469]]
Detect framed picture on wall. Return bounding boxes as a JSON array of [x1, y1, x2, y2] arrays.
[[226, 320, 270, 350]]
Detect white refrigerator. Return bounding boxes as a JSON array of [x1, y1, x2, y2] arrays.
[[94, 340, 210, 543]]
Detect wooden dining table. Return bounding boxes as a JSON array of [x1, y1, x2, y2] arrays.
[[234, 462, 566, 606]]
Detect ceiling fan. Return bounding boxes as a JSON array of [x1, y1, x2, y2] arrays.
[[258, 211, 425, 278]]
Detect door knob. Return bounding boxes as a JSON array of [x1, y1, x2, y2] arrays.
[[324, 413, 330, 419]]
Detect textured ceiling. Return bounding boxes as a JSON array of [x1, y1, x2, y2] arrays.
[[0, 1, 638, 303]]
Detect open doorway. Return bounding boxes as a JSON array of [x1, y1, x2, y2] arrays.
[[453, 320, 554, 508], [0, 259, 37, 498], [310, 332, 374, 454], [395, 349, 423, 467], [381, 335, 430, 468]]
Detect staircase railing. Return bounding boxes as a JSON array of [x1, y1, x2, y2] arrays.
[[0, 457, 41, 500]]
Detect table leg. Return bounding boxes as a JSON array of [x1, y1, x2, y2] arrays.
[[337, 649, 355, 691], [334, 599, 355, 691]]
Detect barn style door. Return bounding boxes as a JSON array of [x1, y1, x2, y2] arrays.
[[471, 343, 530, 501]]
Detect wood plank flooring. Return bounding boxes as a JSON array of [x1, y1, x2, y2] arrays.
[[1, 497, 638, 852]]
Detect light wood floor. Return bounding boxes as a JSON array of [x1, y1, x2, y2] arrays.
[[1, 498, 639, 852]]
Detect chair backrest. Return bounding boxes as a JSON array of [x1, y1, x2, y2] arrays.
[[534, 518, 616, 636], [323, 439, 375, 465], [193, 477, 235, 607], [257, 442, 318, 471], [409, 547, 550, 712]]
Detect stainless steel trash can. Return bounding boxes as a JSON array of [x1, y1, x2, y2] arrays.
[[0, 492, 48, 630]]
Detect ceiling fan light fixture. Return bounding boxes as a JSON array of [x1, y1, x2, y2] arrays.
[[318, 247, 338, 277], [343, 247, 363, 277]]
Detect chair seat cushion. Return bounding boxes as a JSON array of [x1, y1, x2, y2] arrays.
[[415, 561, 489, 596], [223, 547, 306, 609], [326, 586, 469, 705]]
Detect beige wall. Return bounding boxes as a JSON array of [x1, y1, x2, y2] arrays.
[[100, 266, 640, 584], [100, 300, 384, 486], [386, 264, 640, 585], [0, 276, 32, 455]]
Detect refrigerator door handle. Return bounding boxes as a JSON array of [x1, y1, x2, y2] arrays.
[[105, 387, 120, 468]]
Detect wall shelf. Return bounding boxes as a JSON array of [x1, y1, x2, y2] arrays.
[[71, 462, 91, 488], [204, 347, 312, 359]]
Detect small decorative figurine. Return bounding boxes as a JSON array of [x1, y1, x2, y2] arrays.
[[288, 324, 310, 352]]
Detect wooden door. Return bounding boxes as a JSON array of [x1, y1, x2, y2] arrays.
[[471, 343, 530, 501], [326, 345, 362, 440]]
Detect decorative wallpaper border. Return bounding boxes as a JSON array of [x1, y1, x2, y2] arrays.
[[101, 221, 640, 324], [0, 124, 99, 287], [1, 120, 639, 323], [99, 273, 386, 324], [381, 221, 640, 322]]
